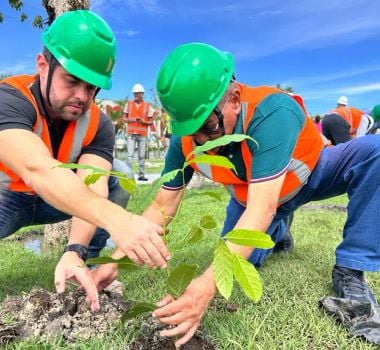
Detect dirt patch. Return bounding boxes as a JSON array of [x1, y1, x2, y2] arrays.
[[129, 317, 216, 350], [0, 288, 129, 346], [0, 289, 218, 349]]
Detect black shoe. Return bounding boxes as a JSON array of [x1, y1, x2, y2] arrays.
[[332, 265, 378, 305], [273, 213, 294, 253], [138, 175, 148, 181], [273, 231, 294, 253]]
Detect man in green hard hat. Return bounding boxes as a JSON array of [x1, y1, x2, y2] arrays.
[[0, 10, 170, 310], [97, 42, 380, 347], [368, 104, 380, 134]]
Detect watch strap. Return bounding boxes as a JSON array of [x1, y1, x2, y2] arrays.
[[63, 244, 88, 261]]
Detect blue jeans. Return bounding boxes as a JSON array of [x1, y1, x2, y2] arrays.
[[222, 135, 380, 272], [0, 160, 131, 258], [127, 134, 147, 177]]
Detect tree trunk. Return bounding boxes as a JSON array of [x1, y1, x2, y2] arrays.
[[42, 0, 90, 24]]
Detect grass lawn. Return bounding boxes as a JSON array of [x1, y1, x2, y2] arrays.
[[1, 186, 379, 349], [114, 158, 165, 175]]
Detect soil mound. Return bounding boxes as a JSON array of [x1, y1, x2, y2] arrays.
[[0, 288, 128, 346]]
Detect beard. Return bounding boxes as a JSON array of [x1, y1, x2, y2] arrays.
[[53, 99, 89, 121]]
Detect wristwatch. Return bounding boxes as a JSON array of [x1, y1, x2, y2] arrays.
[[63, 244, 88, 261]]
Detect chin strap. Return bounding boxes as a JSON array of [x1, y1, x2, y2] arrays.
[[45, 57, 58, 107], [213, 105, 225, 136]]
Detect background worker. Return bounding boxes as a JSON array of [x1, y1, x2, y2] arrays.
[[322, 96, 371, 145], [160, 107, 172, 149], [368, 104, 380, 134], [123, 83, 154, 181]]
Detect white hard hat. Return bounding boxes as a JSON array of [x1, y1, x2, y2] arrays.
[[337, 96, 348, 106], [132, 83, 145, 93]]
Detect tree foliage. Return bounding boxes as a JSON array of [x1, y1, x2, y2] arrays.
[[0, 0, 90, 28], [275, 83, 294, 93]]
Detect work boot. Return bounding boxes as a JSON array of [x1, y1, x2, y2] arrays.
[[273, 213, 294, 253], [273, 231, 294, 253], [332, 265, 378, 306]]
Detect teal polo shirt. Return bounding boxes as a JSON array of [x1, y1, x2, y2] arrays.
[[161, 92, 305, 189]]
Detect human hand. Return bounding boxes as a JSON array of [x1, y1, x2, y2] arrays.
[[160, 136, 166, 145], [152, 274, 216, 347], [111, 212, 170, 269], [90, 263, 118, 291], [54, 252, 100, 311]]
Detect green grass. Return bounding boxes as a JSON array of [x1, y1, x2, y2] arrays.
[[114, 158, 165, 175], [1, 189, 379, 349]]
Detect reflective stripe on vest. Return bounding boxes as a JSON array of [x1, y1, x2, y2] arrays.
[[182, 84, 324, 206], [0, 74, 100, 193], [127, 101, 150, 136]]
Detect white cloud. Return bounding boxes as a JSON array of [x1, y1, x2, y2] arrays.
[[283, 64, 380, 88], [0, 62, 34, 75], [340, 82, 380, 95], [115, 29, 139, 37]]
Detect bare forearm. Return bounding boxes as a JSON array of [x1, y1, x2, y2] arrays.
[[23, 157, 117, 233], [226, 205, 274, 259], [68, 217, 97, 245]]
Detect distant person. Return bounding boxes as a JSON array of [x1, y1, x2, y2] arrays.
[[322, 96, 371, 145], [0, 10, 169, 311], [160, 107, 172, 149], [336, 95, 348, 108], [368, 104, 380, 135], [123, 83, 154, 181], [314, 115, 322, 133]]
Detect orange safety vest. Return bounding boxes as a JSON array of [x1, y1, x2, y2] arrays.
[[125, 101, 151, 136], [0, 74, 100, 193], [330, 106, 364, 137], [182, 84, 324, 206]]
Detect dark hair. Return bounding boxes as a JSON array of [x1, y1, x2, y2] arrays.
[[42, 47, 60, 66], [315, 115, 321, 123]]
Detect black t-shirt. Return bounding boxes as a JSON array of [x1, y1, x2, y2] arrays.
[[0, 78, 115, 163], [322, 113, 351, 146]]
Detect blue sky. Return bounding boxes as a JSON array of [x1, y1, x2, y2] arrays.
[[1, 0, 380, 115]]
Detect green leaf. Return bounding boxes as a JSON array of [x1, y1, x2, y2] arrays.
[[186, 155, 236, 172], [157, 169, 181, 186], [84, 173, 104, 185], [186, 226, 203, 244], [184, 190, 222, 202], [121, 302, 156, 324], [190, 134, 254, 157], [213, 240, 233, 300], [86, 256, 138, 272], [232, 253, 262, 302], [56, 163, 107, 174], [116, 176, 137, 195], [224, 229, 275, 249], [199, 215, 217, 229], [167, 264, 198, 298], [199, 191, 222, 201], [139, 169, 181, 208]]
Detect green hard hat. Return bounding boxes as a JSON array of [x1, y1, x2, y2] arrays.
[[156, 43, 234, 136], [42, 10, 117, 90], [371, 104, 380, 122]]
